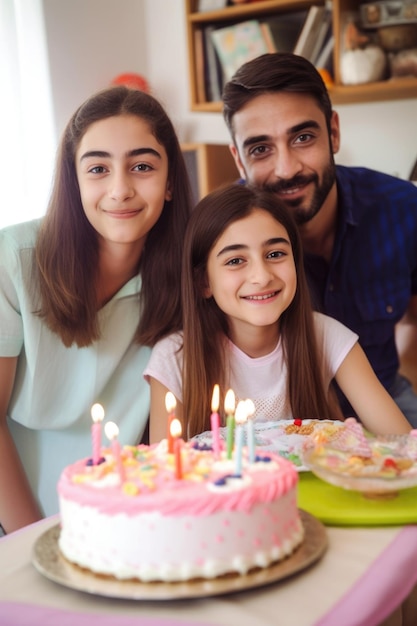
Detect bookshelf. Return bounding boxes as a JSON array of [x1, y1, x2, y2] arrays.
[[185, 0, 417, 110], [181, 143, 239, 204]]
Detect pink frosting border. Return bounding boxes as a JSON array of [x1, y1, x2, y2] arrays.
[[58, 452, 298, 516]]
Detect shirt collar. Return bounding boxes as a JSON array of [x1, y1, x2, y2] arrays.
[[111, 273, 142, 300], [336, 166, 359, 228]]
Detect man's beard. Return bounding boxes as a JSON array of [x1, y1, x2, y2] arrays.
[[263, 158, 336, 226]]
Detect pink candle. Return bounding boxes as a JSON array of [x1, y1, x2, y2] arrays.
[[165, 392, 177, 454], [104, 421, 125, 484], [170, 418, 183, 480], [90, 403, 105, 465], [210, 384, 221, 458]]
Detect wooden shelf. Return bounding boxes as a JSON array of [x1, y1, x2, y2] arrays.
[[181, 143, 239, 204], [188, 0, 311, 23], [185, 0, 417, 110]]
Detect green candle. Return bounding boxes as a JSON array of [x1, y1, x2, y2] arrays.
[[226, 413, 235, 460]]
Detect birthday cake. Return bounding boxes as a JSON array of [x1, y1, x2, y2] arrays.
[[57, 440, 303, 582]]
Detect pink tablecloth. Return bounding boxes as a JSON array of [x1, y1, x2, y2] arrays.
[[316, 525, 417, 626], [0, 602, 215, 626], [1, 516, 417, 626]]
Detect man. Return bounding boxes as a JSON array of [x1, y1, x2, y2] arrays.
[[222, 52, 417, 425]]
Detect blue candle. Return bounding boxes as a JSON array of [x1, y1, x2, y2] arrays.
[[224, 389, 236, 460], [245, 399, 256, 463], [234, 400, 247, 476]]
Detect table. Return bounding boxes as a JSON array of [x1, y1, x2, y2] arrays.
[[1, 515, 417, 626]]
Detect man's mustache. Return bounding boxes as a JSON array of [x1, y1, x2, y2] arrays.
[[263, 174, 317, 194]]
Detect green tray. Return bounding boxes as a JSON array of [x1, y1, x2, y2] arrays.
[[298, 471, 417, 526]]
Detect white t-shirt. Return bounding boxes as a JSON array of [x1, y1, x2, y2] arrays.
[[0, 219, 151, 515], [144, 312, 358, 421]]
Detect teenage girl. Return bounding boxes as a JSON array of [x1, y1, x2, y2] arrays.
[[0, 86, 192, 532]]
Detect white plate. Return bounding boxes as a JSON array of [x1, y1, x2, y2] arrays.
[[192, 419, 345, 471]]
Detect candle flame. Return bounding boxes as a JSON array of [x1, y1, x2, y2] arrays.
[[211, 384, 220, 412], [165, 392, 177, 413], [104, 421, 119, 441], [245, 398, 255, 419], [224, 389, 235, 415], [235, 400, 248, 425], [91, 403, 105, 423], [170, 418, 182, 438]]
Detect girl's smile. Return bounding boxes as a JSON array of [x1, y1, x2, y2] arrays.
[[76, 114, 171, 258], [242, 289, 281, 302], [205, 208, 297, 355]]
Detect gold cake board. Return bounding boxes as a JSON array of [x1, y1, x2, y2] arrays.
[[32, 510, 327, 600]]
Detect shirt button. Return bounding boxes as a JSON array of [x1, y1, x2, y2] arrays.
[[386, 305, 393, 314]]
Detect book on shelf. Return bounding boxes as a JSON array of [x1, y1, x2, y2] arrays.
[[194, 28, 207, 103], [210, 20, 270, 82], [259, 22, 276, 53], [203, 25, 224, 102], [197, 0, 227, 11], [309, 5, 333, 66], [315, 33, 334, 72], [260, 11, 308, 54], [293, 5, 327, 61]]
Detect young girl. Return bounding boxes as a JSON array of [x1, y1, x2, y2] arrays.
[[0, 86, 192, 533], [146, 184, 411, 442]]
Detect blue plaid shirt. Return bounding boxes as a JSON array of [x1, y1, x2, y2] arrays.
[[304, 166, 417, 402]]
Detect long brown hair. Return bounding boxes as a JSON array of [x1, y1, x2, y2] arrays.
[[182, 184, 336, 437], [35, 86, 192, 347]]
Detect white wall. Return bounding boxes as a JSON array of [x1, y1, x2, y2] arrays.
[[43, 0, 417, 180], [43, 0, 148, 137]]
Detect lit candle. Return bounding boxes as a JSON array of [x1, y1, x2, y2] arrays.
[[224, 389, 236, 460], [165, 392, 177, 454], [170, 418, 183, 480], [234, 401, 248, 476], [245, 399, 256, 464], [104, 421, 126, 484], [91, 403, 105, 465], [210, 384, 221, 459]]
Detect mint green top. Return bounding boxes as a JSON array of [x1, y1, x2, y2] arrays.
[[0, 219, 150, 516]]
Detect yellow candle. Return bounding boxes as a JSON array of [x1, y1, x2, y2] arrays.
[[104, 421, 125, 484]]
